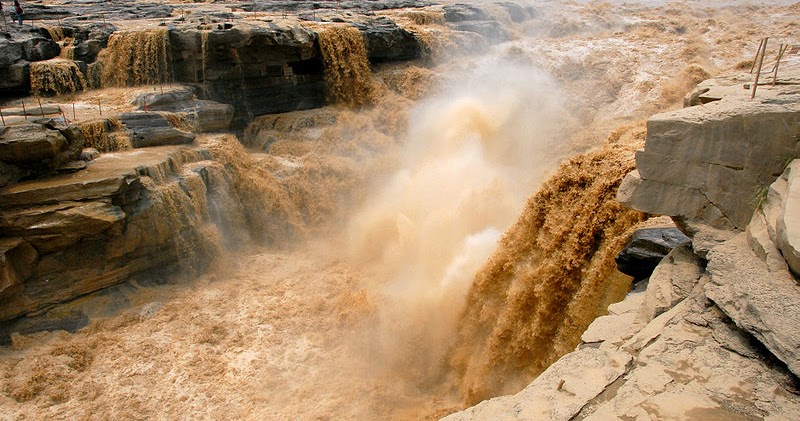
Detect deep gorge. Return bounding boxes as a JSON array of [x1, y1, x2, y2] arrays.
[[1, 1, 799, 419]]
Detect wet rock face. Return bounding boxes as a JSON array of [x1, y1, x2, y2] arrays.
[[352, 17, 421, 63], [615, 227, 691, 281], [70, 23, 117, 64], [170, 24, 326, 129], [118, 112, 196, 148], [443, 3, 492, 22], [443, 3, 510, 42], [0, 124, 68, 166], [130, 87, 235, 133], [0, 28, 60, 94], [0, 146, 223, 327], [0, 122, 84, 180]]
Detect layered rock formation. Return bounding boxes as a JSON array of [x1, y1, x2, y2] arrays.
[[2, 1, 431, 129], [618, 71, 800, 255], [0, 132, 279, 342], [444, 66, 800, 420], [0, 82, 240, 341]]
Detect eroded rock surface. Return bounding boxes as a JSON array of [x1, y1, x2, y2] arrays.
[[119, 112, 196, 148], [444, 235, 800, 421], [0, 26, 60, 94]]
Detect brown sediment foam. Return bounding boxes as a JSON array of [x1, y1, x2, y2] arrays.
[[44, 26, 67, 42], [30, 59, 86, 97], [99, 29, 171, 87], [317, 25, 374, 107], [142, 176, 223, 273], [398, 10, 446, 26], [450, 123, 648, 405], [79, 118, 131, 152], [380, 65, 438, 100], [201, 134, 306, 243]]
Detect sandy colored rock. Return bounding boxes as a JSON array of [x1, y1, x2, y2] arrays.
[[0, 201, 125, 237], [705, 233, 800, 378], [639, 245, 703, 323], [447, 237, 800, 421], [0, 146, 207, 207], [441, 347, 631, 421], [0, 124, 67, 165], [620, 88, 800, 231], [746, 210, 789, 273], [777, 160, 800, 276]]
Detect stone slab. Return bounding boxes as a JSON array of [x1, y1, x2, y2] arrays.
[[0, 146, 204, 206], [705, 233, 800, 378]]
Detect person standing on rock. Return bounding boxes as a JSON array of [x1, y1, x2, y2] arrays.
[[13, 0, 22, 25]]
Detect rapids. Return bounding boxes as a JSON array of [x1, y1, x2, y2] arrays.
[[2, 1, 798, 420]]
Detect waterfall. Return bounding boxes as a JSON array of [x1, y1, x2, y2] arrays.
[[29, 59, 86, 96], [317, 25, 374, 107], [98, 29, 171, 87], [451, 125, 648, 404]]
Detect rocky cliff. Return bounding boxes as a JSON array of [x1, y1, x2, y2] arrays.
[[1, 2, 426, 130], [0, 0, 438, 339], [443, 65, 800, 420]]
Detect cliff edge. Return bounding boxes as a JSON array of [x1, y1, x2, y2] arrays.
[[443, 62, 800, 420]]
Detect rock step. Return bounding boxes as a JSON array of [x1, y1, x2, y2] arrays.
[[119, 112, 197, 148], [615, 227, 691, 281], [0, 145, 210, 207], [0, 144, 220, 325]]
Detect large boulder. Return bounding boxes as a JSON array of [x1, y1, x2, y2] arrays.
[[615, 227, 691, 280], [0, 27, 60, 94], [443, 3, 492, 22], [0, 122, 81, 180], [70, 23, 117, 64], [496, 2, 534, 23], [130, 87, 234, 133], [705, 234, 800, 378], [449, 20, 509, 42], [0, 124, 67, 165], [618, 73, 800, 254]]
